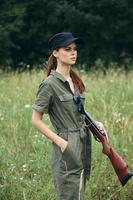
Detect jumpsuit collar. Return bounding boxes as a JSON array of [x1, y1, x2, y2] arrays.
[[50, 70, 80, 95], [50, 70, 68, 83]]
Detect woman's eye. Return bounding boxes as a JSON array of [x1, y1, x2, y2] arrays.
[[64, 47, 77, 51], [65, 48, 71, 51]]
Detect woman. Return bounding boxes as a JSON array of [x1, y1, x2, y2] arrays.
[[32, 32, 104, 200]]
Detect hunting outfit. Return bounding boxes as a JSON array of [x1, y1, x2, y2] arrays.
[[32, 70, 91, 200]]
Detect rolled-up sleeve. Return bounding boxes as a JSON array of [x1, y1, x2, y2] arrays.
[[32, 81, 53, 114]]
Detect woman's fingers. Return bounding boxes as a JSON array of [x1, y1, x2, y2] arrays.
[[96, 121, 109, 142], [61, 140, 68, 152]]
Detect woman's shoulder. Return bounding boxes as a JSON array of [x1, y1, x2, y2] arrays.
[[38, 74, 55, 89]]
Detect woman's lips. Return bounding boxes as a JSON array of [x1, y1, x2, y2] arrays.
[[71, 57, 76, 60]]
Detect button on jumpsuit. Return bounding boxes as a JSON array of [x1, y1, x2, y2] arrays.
[[32, 70, 91, 200]]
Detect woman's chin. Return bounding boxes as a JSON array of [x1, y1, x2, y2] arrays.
[[70, 60, 76, 65]]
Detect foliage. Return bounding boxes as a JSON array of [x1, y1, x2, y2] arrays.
[[0, 0, 133, 70]]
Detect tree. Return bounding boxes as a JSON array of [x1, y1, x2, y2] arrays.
[[0, 0, 133, 70]]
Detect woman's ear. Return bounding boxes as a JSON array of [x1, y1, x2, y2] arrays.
[[53, 50, 58, 58]]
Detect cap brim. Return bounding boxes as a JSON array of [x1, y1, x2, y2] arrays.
[[58, 37, 83, 48]]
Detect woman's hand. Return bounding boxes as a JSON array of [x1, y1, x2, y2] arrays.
[[96, 121, 109, 142], [60, 140, 68, 152], [32, 110, 69, 150]]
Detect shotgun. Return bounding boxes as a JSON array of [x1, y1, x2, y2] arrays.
[[73, 95, 133, 186]]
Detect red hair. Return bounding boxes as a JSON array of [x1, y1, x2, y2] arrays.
[[46, 54, 85, 94]]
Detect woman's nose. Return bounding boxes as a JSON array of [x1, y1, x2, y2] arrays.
[[71, 49, 76, 54]]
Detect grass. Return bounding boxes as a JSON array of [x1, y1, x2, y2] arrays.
[[0, 69, 133, 200]]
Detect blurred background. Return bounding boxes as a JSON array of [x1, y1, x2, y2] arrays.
[[0, 0, 133, 72]]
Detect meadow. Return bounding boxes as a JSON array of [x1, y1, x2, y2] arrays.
[[0, 69, 133, 200]]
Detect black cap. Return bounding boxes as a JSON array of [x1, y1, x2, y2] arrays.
[[48, 32, 83, 51]]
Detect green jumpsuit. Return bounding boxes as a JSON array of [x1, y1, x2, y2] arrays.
[[32, 70, 91, 200]]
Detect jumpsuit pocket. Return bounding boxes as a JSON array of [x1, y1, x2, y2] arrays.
[[58, 93, 77, 112], [60, 133, 83, 171]]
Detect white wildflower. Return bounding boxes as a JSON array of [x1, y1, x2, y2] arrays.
[[22, 164, 27, 168], [24, 104, 30, 108], [22, 164, 28, 171], [1, 117, 4, 121]]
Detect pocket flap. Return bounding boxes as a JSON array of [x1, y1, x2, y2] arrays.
[[58, 94, 73, 102]]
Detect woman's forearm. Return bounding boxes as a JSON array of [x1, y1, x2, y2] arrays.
[[32, 117, 67, 151]]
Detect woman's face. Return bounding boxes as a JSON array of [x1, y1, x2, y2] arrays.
[[53, 43, 77, 66]]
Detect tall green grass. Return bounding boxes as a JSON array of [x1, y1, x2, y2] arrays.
[[0, 69, 133, 200]]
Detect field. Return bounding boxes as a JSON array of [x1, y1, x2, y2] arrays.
[[0, 69, 133, 200]]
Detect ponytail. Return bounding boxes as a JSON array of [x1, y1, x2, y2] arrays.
[[47, 54, 57, 76]]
